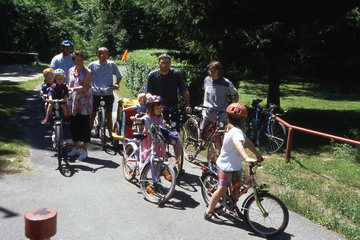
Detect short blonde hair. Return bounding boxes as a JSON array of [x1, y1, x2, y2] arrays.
[[137, 93, 146, 102]]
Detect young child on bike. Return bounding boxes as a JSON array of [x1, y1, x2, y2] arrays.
[[124, 92, 147, 116], [204, 103, 264, 224], [131, 95, 182, 176], [40, 68, 54, 114], [41, 69, 69, 124]]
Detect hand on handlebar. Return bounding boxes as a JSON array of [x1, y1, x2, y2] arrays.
[[185, 105, 192, 113]]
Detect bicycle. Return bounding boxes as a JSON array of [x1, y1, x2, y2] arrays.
[[92, 86, 113, 150], [247, 98, 287, 154], [200, 160, 289, 237], [163, 106, 184, 177], [45, 99, 72, 176], [121, 123, 176, 204], [181, 106, 225, 165]]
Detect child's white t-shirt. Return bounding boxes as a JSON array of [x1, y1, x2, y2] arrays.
[[216, 127, 245, 171]]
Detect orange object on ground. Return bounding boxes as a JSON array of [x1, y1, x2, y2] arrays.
[[24, 208, 57, 240]]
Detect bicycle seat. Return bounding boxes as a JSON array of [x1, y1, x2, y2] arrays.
[[133, 132, 147, 140], [251, 98, 263, 107]]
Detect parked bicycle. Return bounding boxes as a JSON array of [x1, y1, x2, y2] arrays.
[[121, 123, 176, 204], [181, 106, 225, 165], [247, 98, 287, 154], [92, 86, 113, 150], [200, 160, 289, 237]]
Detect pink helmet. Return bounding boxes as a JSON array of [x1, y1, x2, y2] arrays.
[[226, 103, 248, 118]]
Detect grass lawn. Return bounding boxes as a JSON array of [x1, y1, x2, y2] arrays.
[[239, 79, 360, 240], [0, 77, 43, 174]]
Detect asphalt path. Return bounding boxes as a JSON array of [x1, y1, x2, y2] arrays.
[[0, 66, 347, 240]]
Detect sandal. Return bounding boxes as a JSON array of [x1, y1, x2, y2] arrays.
[[204, 211, 223, 224]]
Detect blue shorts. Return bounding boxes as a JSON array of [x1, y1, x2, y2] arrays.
[[217, 168, 242, 187]]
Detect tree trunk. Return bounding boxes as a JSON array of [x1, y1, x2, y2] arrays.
[[267, 72, 281, 106]]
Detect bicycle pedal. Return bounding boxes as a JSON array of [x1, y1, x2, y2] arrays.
[[146, 185, 155, 195]]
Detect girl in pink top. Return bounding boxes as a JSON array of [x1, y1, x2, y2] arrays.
[[131, 95, 166, 160]]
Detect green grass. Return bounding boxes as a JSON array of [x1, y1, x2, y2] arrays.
[[0, 77, 43, 174], [239, 79, 360, 239]]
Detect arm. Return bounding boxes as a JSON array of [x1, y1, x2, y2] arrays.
[[181, 89, 192, 113], [234, 139, 257, 163], [244, 136, 263, 160], [70, 70, 92, 92], [114, 77, 122, 90], [233, 94, 239, 103]]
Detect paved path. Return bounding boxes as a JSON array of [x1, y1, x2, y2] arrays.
[[0, 64, 43, 82], [0, 66, 347, 240]]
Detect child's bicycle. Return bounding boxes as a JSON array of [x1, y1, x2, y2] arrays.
[[121, 123, 176, 204], [46, 99, 72, 177], [200, 161, 289, 237]]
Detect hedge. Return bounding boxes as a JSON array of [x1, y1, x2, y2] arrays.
[[124, 49, 206, 106]]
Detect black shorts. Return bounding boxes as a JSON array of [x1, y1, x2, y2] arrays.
[[93, 95, 114, 113]]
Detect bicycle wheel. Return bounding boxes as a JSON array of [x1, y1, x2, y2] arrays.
[[112, 121, 121, 152], [55, 124, 63, 163], [181, 117, 200, 161], [99, 108, 106, 150], [139, 161, 176, 204], [243, 192, 289, 237], [257, 119, 286, 154], [165, 140, 184, 178], [92, 116, 100, 137], [200, 172, 219, 206], [121, 142, 137, 181]]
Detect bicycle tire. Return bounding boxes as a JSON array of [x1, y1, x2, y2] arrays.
[[121, 143, 137, 181], [92, 116, 100, 138], [100, 108, 106, 150], [112, 121, 121, 152], [139, 161, 176, 204], [257, 119, 286, 154], [55, 124, 63, 163], [182, 117, 200, 161], [243, 192, 289, 237], [200, 172, 219, 206]]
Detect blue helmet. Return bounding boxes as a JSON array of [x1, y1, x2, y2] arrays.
[[60, 40, 73, 47], [53, 68, 65, 76]]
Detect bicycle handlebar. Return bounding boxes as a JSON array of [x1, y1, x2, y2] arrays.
[[45, 99, 67, 103], [193, 106, 225, 115]]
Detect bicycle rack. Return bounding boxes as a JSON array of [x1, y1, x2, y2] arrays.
[[273, 115, 360, 162]]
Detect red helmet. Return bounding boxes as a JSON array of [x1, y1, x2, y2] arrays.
[[226, 103, 248, 118]]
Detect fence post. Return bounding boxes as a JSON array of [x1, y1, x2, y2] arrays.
[[285, 127, 294, 163]]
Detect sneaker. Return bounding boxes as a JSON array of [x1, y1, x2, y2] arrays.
[[79, 150, 88, 160], [67, 147, 81, 157], [204, 212, 223, 224]]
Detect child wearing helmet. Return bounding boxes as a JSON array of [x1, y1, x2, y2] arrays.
[[40, 68, 54, 113], [131, 95, 182, 172], [41, 69, 69, 124], [204, 103, 264, 224]]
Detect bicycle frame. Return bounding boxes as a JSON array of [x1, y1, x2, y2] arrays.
[[122, 129, 165, 181]]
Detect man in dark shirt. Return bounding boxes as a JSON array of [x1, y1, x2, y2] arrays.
[[145, 53, 192, 131]]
